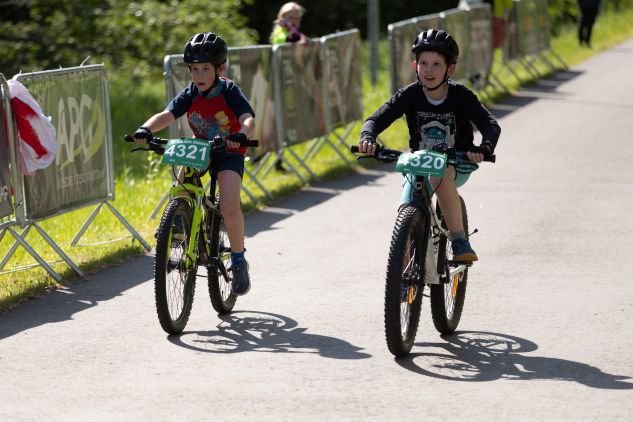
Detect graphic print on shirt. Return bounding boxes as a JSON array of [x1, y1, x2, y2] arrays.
[[188, 109, 234, 140], [416, 111, 456, 150]]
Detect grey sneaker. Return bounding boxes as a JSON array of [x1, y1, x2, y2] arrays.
[[231, 260, 251, 296]]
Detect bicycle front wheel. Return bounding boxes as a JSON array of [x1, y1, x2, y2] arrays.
[[430, 196, 468, 334], [384, 206, 426, 357], [154, 198, 196, 334], [208, 197, 237, 314]]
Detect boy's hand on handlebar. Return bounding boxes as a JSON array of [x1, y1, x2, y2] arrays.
[[467, 143, 493, 163], [227, 132, 247, 149], [133, 126, 152, 145], [358, 138, 378, 156]]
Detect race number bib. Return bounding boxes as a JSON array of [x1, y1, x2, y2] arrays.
[[161, 138, 211, 170], [395, 150, 447, 177]]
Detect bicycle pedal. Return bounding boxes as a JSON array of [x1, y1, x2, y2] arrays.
[[447, 260, 473, 267]]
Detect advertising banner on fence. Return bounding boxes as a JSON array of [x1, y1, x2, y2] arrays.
[[0, 107, 13, 219], [466, 4, 493, 78], [321, 30, 363, 130], [274, 40, 326, 146], [164, 55, 195, 140], [535, 0, 551, 52], [441, 8, 471, 81], [15, 65, 112, 221], [388, 14, 441, 94], [515, 0, 539, 56], [225, 46, 277, 156]]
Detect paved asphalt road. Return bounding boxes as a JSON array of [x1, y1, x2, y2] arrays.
[[2, 39, 633, 421]]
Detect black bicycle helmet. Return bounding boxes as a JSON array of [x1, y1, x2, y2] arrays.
[[411, 29, 459, 64], [184, 32, 228, 65]]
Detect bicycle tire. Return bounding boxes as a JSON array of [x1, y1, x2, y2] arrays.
[[154, 198, 196, 334], [430, 196, 468, 334], [384, 206, 425, 357], [208, 195, 237, 314]]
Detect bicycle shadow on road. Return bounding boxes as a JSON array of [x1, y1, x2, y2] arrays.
[[167, 310, 371, 360], [245, 166, 391, 237], [397, 331, 633, 390], [0, 255, 153, 340]]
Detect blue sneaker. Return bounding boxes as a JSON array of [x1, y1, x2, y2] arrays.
[[231, 260, 251, 295], [451, 238, 478, 262]]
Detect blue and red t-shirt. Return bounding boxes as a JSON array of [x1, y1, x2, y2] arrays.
[[166, 77, 255, 155]]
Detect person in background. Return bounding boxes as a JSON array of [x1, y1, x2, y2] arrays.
[[578, 0, 601, 47], [270, 2, 307, 45]]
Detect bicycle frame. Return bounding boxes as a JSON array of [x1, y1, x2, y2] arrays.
[[407, 174, 469, 286]]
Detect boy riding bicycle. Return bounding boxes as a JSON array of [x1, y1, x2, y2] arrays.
[[132, 32, 255, 295], [358, 29, 501, 262]]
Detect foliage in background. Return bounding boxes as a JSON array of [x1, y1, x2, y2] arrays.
[[0, 0, 257, 79]]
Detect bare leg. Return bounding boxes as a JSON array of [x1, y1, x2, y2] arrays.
[[429, 166, 463, 234], [217, 170, 244, 253]]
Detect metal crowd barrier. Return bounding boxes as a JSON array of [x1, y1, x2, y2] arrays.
[[0, 66, 149, 282], [388, 0, 566, 97]]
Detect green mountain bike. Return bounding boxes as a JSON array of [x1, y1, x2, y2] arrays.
[[352, 144, 494, 357], [125, 134, 258, 335]]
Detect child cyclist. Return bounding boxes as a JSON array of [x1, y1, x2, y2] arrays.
[[132, 32, 255, 295], [358, 29, 501, 262]]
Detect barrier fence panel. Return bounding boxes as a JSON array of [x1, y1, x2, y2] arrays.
[[15, 65, 113, 222], [466, 4, 494, 82], [272, 39, 326, 180], [0, 81, 13, 220], [515, 0, 540, 57], [440, 8, 471, 82], [321, 29, 363, 132], [503, 1, 522, 63], [316, 29, 364, 163], [2, 64, 149, 280]]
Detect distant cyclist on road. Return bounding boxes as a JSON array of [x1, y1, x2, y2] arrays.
[[357, 29, 501, 262]]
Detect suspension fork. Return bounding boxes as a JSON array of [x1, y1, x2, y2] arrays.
[[169, 184, 204, 270]]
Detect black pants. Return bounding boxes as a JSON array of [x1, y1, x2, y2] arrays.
[[578, 6, 599, 46]]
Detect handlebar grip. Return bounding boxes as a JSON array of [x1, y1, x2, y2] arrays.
[[350, 145, 360, 153], [124, 134, 135, 142], [243, 140, 259, 148], [485, 154, 496, 163]]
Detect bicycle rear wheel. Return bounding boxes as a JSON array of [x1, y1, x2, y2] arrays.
[[430, 196, 469, 334], [384, 206, 425, 357], [154, 198, 196, 334], [208, 196, 237, 314]]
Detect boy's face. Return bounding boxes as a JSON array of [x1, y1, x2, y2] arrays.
[[415, 51, 455, 89], [189, 63, 223, 90]]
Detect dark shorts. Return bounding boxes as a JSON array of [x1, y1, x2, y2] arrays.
[[211, 152, 245, 179]]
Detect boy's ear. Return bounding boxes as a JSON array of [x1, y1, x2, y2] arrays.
[[412, 60, 417, 72], [217, 62, 226, 74], [447, 63, 456, 76]]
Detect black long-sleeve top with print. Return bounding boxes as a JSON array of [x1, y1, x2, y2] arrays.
[[361, 81, 501, 153]]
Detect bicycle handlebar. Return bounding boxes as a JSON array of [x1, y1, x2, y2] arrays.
[[124, 134, 259, 155], [350, 145, 496, 164]]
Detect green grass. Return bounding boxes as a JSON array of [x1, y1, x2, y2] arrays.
[[2, 7, 633, 312]]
